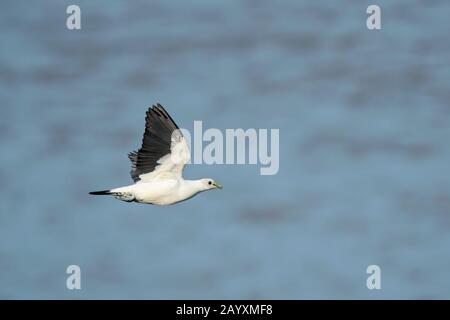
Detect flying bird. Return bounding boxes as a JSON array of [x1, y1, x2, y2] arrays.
[[89, 103, 222, 205]]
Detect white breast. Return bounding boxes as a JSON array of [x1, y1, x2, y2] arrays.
[[132, 179, 179, 205]]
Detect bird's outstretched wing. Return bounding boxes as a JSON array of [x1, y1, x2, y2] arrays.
[[128, 104, 190, 182]]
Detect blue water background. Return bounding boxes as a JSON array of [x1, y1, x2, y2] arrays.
[[1, 0, 450, 299]]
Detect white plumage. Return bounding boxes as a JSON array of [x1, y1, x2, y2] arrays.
[[90, 104, 222, 205]]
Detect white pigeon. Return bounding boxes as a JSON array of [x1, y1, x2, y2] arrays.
[[89, 103, 222, 205]]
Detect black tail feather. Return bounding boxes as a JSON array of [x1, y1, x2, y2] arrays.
[[89, 190, 111, 195]]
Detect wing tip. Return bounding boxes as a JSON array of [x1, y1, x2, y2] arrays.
[[150, 103, 167, 119]]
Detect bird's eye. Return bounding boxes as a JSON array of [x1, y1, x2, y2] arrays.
[[208, 181, 212, 185]]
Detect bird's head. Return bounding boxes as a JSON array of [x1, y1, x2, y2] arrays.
[[200, 178, 223, 191]]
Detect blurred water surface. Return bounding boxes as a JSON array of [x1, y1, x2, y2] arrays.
[[1, 0, 450, 299]]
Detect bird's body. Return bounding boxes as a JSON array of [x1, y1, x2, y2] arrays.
[[99, 179, 207, 205], [90, 104, 222, 205]]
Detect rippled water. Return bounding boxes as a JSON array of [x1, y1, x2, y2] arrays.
[[1, 0, 450, 299]]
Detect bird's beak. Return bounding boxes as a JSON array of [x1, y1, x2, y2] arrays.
[[213, 181, 223, 189]]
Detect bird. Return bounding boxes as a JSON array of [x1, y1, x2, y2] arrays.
[[89, 103, 222, 205]]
